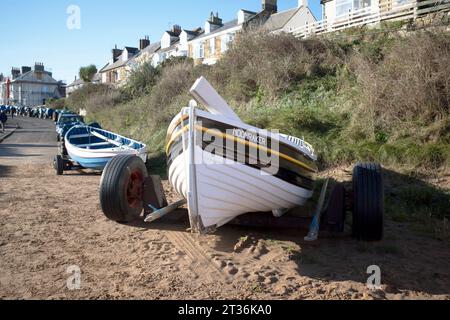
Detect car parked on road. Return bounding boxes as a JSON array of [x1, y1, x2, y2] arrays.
[[55, 113, 85, 141]]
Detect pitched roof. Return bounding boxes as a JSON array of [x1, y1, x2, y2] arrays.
[[100, 47, 141, 73], [92, 73, 102, 82], [263, 7, 300, 31], [12, 70, 59, 84], [100, 58, 126, 73], [127, 42, 161, 64], [184, 29, 202, 36], [124, 46, 139, 54], [67, 78, 84, 87], [193, 19, 239, 41], [140, 42, 161, 55], [240, 9, 257, 15], [159, 40, 180, 53], [166, 30, 181, 37]]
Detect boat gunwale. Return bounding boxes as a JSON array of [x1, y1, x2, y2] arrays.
[[65, 125, 147, 155], [166, 123, 318, 174], [166, 108, 317, 162]]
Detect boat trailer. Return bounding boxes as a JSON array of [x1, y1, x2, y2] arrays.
[[138, 165, 383, 242]]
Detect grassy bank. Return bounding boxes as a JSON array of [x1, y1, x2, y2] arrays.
[[66, 28, 450, 237], [67, 29, 450, 172]]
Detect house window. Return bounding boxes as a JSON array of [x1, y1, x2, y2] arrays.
[[395, 0, 410, 5], [195, 43, 204, 59], [210, 38, 215, 56], [336, 0, 372, 17], [221, 35, 229, 53], [221, 33, 236, 53]]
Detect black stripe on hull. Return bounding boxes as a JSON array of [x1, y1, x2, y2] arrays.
[[166, 118, 317, 191]]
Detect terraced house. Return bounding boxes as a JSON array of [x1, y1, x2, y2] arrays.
[[127, 40, 161, 70], [188, 0, 317, 65], [188, 10, 257, 66], [152, 25, 203, 67], [96, 0, 318, 85], [99, 45, 139, 85]]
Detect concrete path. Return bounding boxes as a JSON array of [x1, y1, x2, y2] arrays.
[[0, 116, 56, 164]]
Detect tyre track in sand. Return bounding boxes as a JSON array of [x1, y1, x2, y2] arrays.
[[164, 230, 231, 283]]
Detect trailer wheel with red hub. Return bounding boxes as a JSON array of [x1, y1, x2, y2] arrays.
[[100, 155, 148, 223]]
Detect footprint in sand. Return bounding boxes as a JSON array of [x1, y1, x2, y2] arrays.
[[212, 257, 239, 275], [247, 241, 269, 259]]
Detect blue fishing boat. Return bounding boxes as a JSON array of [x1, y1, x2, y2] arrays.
[[54, 125, 147, 174]]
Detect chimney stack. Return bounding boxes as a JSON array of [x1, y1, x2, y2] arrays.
[[172, 24, 182, 36], [112, 45, 123, 62], [262, 0, 278, 13], [208, 11, 223, 25], [34, 62, 44, 72], [21, 66, 31, 74], [11, 67, 20, 79], [205, 12, 223, 34], [139, 36, 150, 50]]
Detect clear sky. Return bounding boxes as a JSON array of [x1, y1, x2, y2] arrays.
[[0, 0, 322, 84]]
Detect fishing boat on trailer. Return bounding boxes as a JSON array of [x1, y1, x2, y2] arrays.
[[53, 125, 147, 175], [99, 77, 325, 234], [100, 77, 384, 241], [165, 77, 319, 232]]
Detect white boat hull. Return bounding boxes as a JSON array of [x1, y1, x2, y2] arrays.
[[167, 107, 317, 233]]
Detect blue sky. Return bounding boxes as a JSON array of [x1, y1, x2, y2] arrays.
[[0, 1, 322, 83]]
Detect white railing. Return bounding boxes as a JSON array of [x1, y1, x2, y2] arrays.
[[290, 0, 450, 38]]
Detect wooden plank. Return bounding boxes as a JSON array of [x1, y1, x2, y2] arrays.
[[90, 130, 125, 148], [417, 3, 450, 15]]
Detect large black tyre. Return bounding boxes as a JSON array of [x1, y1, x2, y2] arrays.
[[54, 155, 64, 176], [100, 155, 148, 223], [352, 163, 384, 241]]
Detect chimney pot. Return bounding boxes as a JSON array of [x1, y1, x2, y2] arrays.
[[11, 67, 21, 79], [112, 47, 123, 62], [21, 66, 31, 74], [262, 0, 278, 13], [139, 36, 151, 50], [172, 24, 182, 36], [34, 62, 45, 72]]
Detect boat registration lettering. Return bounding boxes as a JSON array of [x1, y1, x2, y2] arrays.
[[232, 129, 267, 146]]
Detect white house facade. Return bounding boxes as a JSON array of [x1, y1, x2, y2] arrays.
[[264, 0, 317, 33], [0, 63, 65, 106]]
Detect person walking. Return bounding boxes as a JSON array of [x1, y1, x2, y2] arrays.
[[0, 110, 7, 133]]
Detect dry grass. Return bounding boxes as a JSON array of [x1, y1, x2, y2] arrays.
[[350, 32, 450, 138]]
